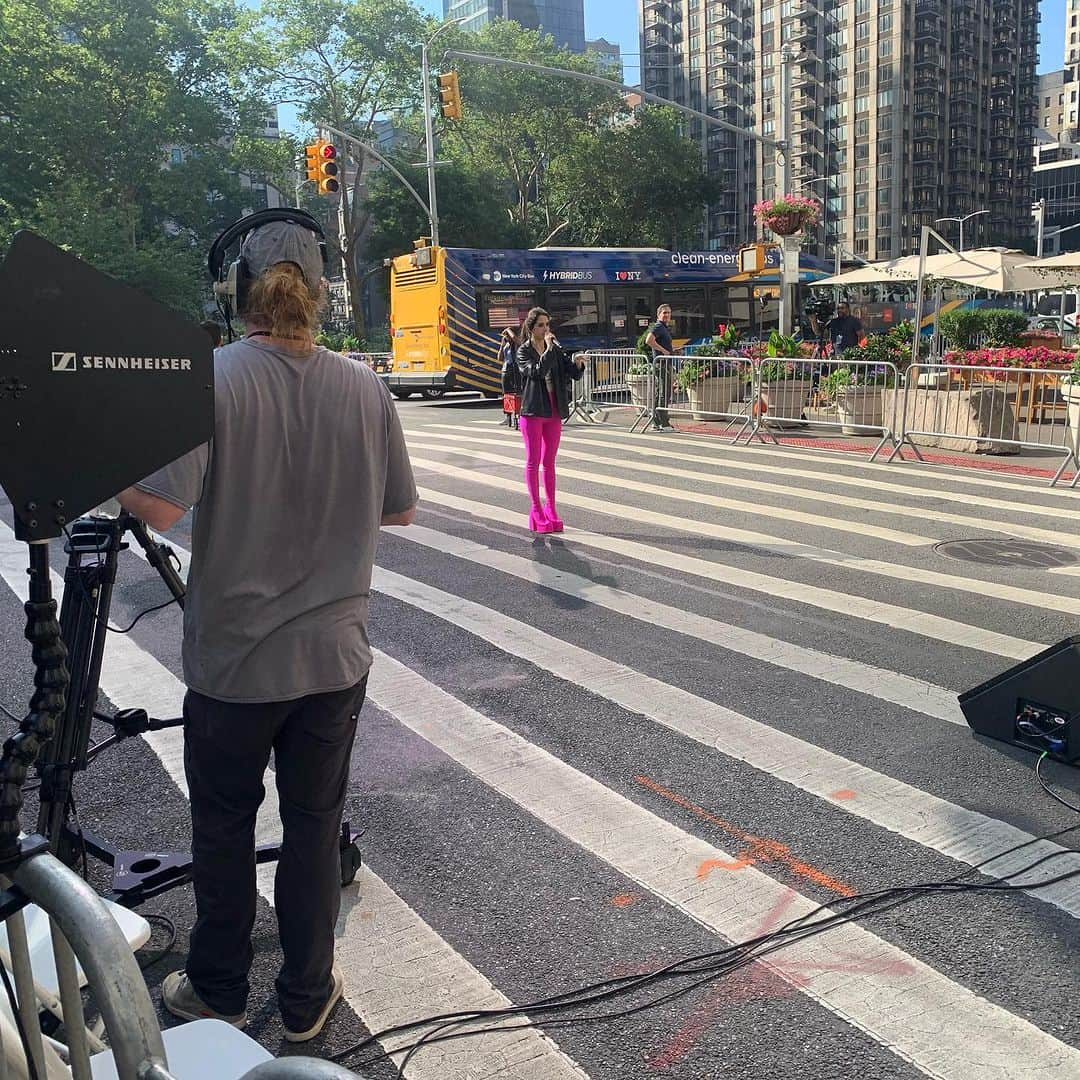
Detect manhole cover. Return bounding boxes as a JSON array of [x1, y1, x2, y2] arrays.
[[934, 539, 1078, 568]]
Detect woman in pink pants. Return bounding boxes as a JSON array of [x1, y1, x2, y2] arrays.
[[515, 307, 586, 533]]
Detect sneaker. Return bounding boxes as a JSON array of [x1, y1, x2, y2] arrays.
[[283, 965, 345, 1043], [161, 971, 246, 1028]]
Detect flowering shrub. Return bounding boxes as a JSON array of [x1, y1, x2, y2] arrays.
[[820, 365, 895, 399], [674, 355, 741, 389], [943, 346, 1076, 370]]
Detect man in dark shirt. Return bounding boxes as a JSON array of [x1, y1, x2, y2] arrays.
[[644, 303, 676, 429], [828, 301, 863, 355]]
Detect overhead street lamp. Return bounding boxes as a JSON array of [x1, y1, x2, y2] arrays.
[[934, 209, 988, 252]]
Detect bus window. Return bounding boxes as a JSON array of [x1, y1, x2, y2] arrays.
[[710, 285, 751, 335], [661, 286, 708, 341], [545, 288, 600, 337], [482, 289, 537, 331]]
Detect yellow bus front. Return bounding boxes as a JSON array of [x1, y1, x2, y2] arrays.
[[388, 244, 454, 400]]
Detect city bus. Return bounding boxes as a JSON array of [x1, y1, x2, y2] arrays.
[[387, 243, 832, 399]]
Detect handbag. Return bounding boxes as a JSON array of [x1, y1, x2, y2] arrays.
[[502, 393, 522, 414]]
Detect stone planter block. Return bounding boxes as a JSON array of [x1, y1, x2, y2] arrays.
[[886, 384, 1019, 454], [686, 375, 740, 420], [835, 386, 885, 435]]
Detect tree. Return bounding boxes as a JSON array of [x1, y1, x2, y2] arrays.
[[0, 0, 279, 316], [545, 107, 721, 248], [437, 21, 622, 244], [225, 0, 428, 334]]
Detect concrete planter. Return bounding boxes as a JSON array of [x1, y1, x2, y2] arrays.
[[1062, 377, 1080, 455], [886, 384, 1019, 453], [685, 375, 741, 420], [760, 378, 813, 426], [627, 372, 655, 410], [835, 385, 885, 434]]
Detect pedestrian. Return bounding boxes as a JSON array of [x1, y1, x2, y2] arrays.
[[116, 214, 417, 1042], [499, 326, 522, 429], [827, 301, 864, 355], [515, 306, 585, 533], [644, 303, 677, 429]]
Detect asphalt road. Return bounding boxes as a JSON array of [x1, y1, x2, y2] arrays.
[[2, 397, 1079, 1079]]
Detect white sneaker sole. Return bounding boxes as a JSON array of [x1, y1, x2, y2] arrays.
[[283, 968, 345, 1043]]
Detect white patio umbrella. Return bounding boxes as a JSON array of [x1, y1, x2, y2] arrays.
[[817, 249, 1047, 292], [1017, 250, 1080, 286]]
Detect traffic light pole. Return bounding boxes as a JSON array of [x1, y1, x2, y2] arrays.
[[421, 40, 441, 247]]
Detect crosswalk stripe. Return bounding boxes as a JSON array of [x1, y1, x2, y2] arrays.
[[549, 420, 1080, 502], [370, 566, 1080, 921], [406, 439, 933, 547], [430, 420, 1080, 522], [423, 428, 1080, 549], [367, 650, 1080, 1080], [390, 523, 965, 724], [414, 485, 1041, 659], [0, 523, 587, 1080], [409, 452, 1076, 623]]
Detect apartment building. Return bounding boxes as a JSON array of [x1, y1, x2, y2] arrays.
[[444, 0, 586, 52], [640, 0, 1038, 259]]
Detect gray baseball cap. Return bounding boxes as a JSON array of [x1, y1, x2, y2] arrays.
[[241, 220, 324, 296]]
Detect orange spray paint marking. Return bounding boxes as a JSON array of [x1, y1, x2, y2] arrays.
[[830, 788, 857, 800], [635, 775, 855, 897], [697, 857, 753, 877], [611, 892, 638, 908]]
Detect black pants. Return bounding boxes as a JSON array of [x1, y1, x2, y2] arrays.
[[182, 677, 366, 1027]]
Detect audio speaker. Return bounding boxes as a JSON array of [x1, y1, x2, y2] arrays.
[[959, 635, 1078, 767]]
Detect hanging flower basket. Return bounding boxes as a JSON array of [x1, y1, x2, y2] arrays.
[[753, 196, 821, 237]]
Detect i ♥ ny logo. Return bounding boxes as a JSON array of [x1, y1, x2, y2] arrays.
[[616, 271, 628, 280]]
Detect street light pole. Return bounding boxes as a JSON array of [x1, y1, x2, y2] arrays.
[[778, 44, 796, 336], [1032, 198, 1046, 259], [934, 209, 988, 252]]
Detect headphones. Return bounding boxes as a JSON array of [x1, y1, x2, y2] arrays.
[[207, 208, 329, 338]]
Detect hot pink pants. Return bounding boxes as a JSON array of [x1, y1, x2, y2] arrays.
[[519, 394, 561, 513]]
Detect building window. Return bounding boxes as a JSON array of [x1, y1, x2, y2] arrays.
[[170, 148, 183, 164], [855, 215, 869, 233], [855, 20, 870, 40], [1046, 96, 1052, 108], [878, 211, 892, 229], [879, 38, 892, 57], [856, 95, 869, 114], [856, 46, 869, 65], [877, 163, 893, 181], [878, 13, 892, 32], [877, 89, 893, 109]]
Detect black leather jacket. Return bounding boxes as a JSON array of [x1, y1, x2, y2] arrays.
[[515, 341, 583, 420], [499, 342, 522, 394]]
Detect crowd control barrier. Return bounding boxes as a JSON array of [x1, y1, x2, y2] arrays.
[[887, 363, 1080, 487], [0, 851, 368, 1079]]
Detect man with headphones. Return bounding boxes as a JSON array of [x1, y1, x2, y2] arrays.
[[117, 209, 417, 1042]]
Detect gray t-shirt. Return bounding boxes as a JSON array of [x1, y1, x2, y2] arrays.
[[136, 338, 417, 703]]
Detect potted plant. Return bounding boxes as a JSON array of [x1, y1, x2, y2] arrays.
[[753, 195, 822, 237], [821, 361, 894, 434], [1062, 354, 1080, 456], [626, 358, 655, 410], [755, 332, 813, 424], [675, 353, 741, 420]]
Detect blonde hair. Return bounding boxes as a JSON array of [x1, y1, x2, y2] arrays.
[[243, 262, 324, 340]]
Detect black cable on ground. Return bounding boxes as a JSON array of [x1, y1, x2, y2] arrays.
[[137, 914, 178, 970], [330, 776, 1080, 1075]]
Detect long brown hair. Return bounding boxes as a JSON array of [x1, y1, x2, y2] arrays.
[[242, 263, 324, 341], [522, 306, 550, 341]]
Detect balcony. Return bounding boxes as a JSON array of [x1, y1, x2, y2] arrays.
[[644, 27, 671, 49]]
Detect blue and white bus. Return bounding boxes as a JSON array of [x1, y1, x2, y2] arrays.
[[387, 244, 831, 399]]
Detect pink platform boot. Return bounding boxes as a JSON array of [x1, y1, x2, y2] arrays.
[[529, 508, 554, 534]]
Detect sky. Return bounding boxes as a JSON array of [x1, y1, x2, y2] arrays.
[[1042, 0, 1066, 73]]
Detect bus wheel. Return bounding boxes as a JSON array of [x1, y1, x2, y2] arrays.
[[421, 388, 447, 400], [393, 390, 414, 400]]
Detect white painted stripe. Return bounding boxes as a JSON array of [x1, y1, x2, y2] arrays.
[[424, 428, 1080, 548], [370, 566, 1080, 920], [393, 523, 965, 725], [367, 651, 1080, 1080], [406, 439, 932, 547], [418, 420, 1080, 522], [414, 485, 1040, 659], [406, 452, 1080, 620], [0, 524, 588, 1080]]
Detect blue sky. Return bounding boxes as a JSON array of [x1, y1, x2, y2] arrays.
[[1042, 0, 1065, 73]]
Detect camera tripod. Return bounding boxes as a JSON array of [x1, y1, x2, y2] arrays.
[[33, 512, 362, 907]]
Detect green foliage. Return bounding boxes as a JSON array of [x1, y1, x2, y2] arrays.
[[636, 330, 653, 356], [936, 307, 981, 349], [674, 356, 739, 389], [765, 331, 802, 359], [980, 308, 1029, 347], [838, 323, 913, 373], [694, 325, 740, 355], [627, 359, 654, 376]]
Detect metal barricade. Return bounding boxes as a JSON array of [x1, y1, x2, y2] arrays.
[[887, 363, 1080, 487], [567, 349, 644, 427], [0, 851, 368, 1079], [651, 351, 756, 443], [745, 358, 899, 459]]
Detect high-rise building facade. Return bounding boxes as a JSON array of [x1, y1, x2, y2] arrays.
[[640, 0, 1037, 259], [445, 0, 586, 53]]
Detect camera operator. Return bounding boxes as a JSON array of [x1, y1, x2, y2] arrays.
[[817, 300, 863, 356], [117, 217, 417, 1041]]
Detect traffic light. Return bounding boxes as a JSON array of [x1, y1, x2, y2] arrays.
[[304, 139, 340, 195], [437, 71, 462, 121]]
